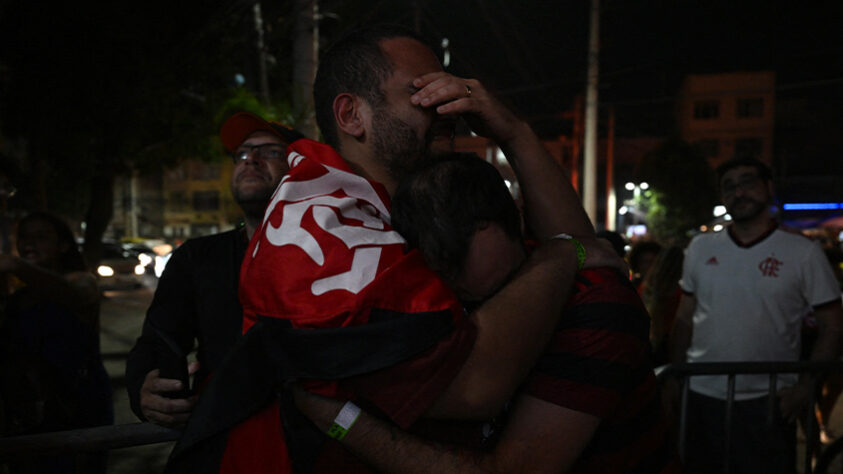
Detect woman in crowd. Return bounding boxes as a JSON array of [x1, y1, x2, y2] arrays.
[[0, 211, 112, 474]]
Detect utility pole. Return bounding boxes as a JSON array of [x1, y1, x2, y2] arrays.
[[253, 2, 271, 106], [606, 106, 616, 231], [583, 0, 600, 223], [293, 0, 319, 138], [566, 95, 583, 192]]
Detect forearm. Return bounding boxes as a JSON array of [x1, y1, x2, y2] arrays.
[[8, 258, 97, 311], [426, 239, 575, 419], [668, 294, 696, 365], [296, 390, 491, 474], [808, 303, 843, 364], [126, 336, 161, 420], [498, 121, 594, 239]]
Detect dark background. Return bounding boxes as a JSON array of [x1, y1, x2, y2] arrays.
[[0, 0, 841, 243]]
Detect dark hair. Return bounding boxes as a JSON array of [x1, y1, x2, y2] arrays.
[[391, 153, 522, 279], [627, 240, 663, 274], [715, 156, 772, 183], [17, 211, 88, 273], [314, 24, 428, 149]]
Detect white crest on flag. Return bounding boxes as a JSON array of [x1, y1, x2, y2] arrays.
[[256, 154, 405, 295]]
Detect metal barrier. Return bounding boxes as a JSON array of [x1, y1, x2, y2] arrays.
[[0, 423, 179, 457], [3, 360, 843, 472], [658, 360, 843, 474]]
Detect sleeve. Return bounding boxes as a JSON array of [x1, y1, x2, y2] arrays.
[[801, 241, 842, 308], [336, 250, 478, 429], [523, 275, 653, 418], [125, 244, 199, 420], [678, 238, 698, 294]]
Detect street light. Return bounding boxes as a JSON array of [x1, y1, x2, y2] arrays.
[[619, 182, 649, 238]]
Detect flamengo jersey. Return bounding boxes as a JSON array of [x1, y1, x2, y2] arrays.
[[679, 224, 840, 400], [225, 138, 474, 473]]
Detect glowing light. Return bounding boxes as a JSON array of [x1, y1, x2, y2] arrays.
[[495, 148, 507, 165], [134, 265, 145, 276], [782, 203, 842, 211], [138, 253, 153, 267], [700, 225, 708, 232], [618, 205, 629, 215], [713, 224, 724, 232], [713, 205, 727, 217], [97, 265, 114, 277], [625, 182, 635, 191], [504, 179, 512, 189], [639, 182, 649, 190]]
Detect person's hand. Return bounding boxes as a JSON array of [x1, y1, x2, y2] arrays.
[[139, 362, 199, 427], [778, 379, 814, 423], [0, 254, 20, 273], [411, 72, 523, 145], [577, 236, 629, 275]]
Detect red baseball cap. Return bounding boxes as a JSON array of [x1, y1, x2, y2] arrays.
[[219, 112, 305, 152]]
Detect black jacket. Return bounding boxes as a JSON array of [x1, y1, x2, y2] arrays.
[[125, 227, 248, 420]]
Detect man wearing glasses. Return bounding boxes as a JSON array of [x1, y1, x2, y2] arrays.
[[125, 112, 303, 427], [669, 156, 842, 473]]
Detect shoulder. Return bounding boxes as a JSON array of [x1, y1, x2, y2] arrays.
[[689, 230, 725, 247], [770, 227, 816, 247], [769, 228, 826, 259], [174, 228, 243, 255]]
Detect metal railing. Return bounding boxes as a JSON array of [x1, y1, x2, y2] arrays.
[[0, 423, 179, 457], [658, 360, 843, 474], [3, 360, 843, 473]]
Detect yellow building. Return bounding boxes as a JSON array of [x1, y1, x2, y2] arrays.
[[160, 160, 241, 240], [677, 71, 775, 169]]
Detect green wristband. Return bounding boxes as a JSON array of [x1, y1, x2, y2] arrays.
[[326, 401, 361, 441], [550, 233, 586, 270]]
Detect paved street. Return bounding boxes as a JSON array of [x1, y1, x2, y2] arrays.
[[99, 285, 173, 474]]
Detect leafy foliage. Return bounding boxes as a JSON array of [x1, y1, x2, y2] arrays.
[[638, 137, 718, 246], [0, 0, 301, 231]]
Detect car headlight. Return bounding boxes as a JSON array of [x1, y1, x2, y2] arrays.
[[98, 265, 115, 277], [134, 264, 146, 276], [138, 253, 153, 267]]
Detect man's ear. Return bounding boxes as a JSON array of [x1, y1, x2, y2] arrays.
[[334, 93, 366, 139]]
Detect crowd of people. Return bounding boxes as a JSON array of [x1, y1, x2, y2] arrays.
[[0, 22, 841, 474]]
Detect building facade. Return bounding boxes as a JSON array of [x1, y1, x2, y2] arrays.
[[677, 71, 776, 168]]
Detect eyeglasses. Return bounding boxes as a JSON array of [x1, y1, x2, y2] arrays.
[[232, 143, 285, 163], [721, 174, 761, 196]]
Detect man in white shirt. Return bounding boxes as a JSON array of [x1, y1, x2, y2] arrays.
[[670, 157, 842, 473]]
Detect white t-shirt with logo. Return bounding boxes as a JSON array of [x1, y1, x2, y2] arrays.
[[679, 225, 841, 400]]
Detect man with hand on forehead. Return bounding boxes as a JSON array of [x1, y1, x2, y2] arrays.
[[125, 112, 303, 427], [294, 154, 680, 473], [167, 25, 625, 473]]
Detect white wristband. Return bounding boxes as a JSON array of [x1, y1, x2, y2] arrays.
[[326, 401, 361, 440]]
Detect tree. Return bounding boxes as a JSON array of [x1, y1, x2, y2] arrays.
[[638, 137, 718, 246], [0, 0, 302, 265]]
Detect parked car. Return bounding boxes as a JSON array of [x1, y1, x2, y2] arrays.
[[95, 242, 156, 290]]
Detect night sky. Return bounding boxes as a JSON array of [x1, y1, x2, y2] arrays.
[[2, 0, 841, 174], [329, 0, 843, 177]]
